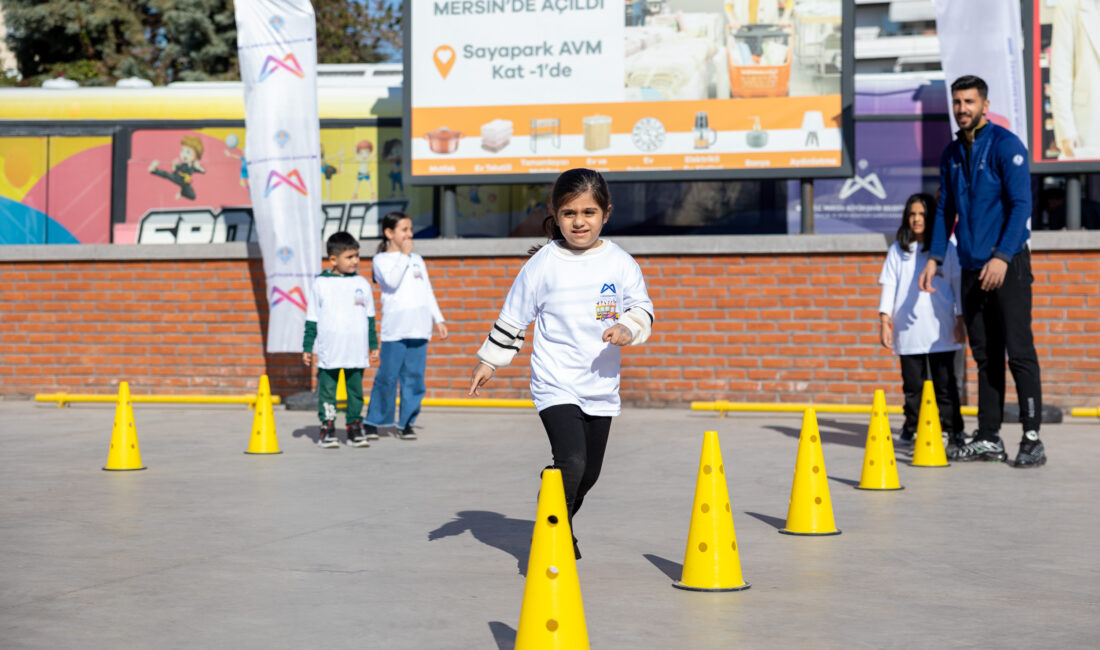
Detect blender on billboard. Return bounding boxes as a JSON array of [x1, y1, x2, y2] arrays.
[[1030, 0, 1100, 168], [404, 0, 852, 183]]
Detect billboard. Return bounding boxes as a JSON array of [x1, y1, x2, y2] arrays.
[[404, 0, 853, 184], [1027, 0, 1100, 172]]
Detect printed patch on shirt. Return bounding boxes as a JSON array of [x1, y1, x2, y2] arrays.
[[595, 283, 619, 323], [412, 264, 423, 280], [354, 288, 366, 306], [1012, 154, 1024, 166]]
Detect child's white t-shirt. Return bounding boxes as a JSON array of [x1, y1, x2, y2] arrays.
[[497, 240, 654, 417], [878, 241, 963, 356], [305, 271, 376, 369], [372, 251, 445, 342]]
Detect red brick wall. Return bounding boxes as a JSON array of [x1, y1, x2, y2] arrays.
[[2, 251, 1098, 410]]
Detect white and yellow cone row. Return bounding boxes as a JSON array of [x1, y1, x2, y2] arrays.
[[673, 430, 750, 591]]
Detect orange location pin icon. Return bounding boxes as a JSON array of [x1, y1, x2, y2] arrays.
[[433, 45, 456, 79]]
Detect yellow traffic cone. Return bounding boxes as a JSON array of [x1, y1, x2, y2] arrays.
[[104, 381, 145, 471], [910, 380, 949, 467], [336, 368, 347, 411], [673, 431, 750, 592], [515, 468, 589, 650], [856, 389, 903, 490], [780, 409, 840, 536], [245, 374, 282, 455]]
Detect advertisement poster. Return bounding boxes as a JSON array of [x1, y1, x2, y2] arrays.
[[0, 136, 112, 244], [405, 0, 850, 183], [1029, 0, 1100, 170], [117, 126, 435, 245]]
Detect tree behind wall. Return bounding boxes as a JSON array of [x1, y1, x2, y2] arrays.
[[2, 0, 401, 87], [2, 0, 237, 86]]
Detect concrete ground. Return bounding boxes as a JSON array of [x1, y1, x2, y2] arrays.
[[1, 401, 1098, 649]]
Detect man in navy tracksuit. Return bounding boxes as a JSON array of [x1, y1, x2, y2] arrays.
[[919, 75, 1046, 468]]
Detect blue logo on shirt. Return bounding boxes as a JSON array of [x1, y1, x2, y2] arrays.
[[601, 283, 616, 294]]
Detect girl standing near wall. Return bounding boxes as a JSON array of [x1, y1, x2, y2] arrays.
[[365, 212, 447, 441], [878, 193, 967, 450]]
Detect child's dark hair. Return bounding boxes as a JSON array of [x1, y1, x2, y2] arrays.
[[326, 231, 360, 257], [528, 168, 612, 255], [951, 75, 988, 100], [896, 193, 936, 252], [377, 211, 411, 254]]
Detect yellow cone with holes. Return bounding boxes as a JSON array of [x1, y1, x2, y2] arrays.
[[857, 390, 903, 490], [673, 430, 750, 591], [780, 409, 840, 535], [245, 375, 282, 455], [515, 468, 589, 650], [910, 380, 949, 467], [103, 381, 145, 471]]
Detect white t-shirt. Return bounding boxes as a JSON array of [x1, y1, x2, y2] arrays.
[[497, 240, 654, 417], [878, 241, 963, 356], [305, 271, 376, 369], [372, 251, 445, 342]]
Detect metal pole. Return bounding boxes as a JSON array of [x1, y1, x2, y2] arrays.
[[441, 185, 458, 238], [800, 179, 814, 234], [1065, 175, 1082, 230]]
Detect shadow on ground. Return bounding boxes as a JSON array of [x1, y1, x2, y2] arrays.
[[429, 511, 534, 576], [764, 417, 867, 448], [488, 621, 516, 649], [744, 511, 786, 530], [643, 553, 683, 581]]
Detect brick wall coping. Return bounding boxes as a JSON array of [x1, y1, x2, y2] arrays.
[[3, 231, 1100, 262]]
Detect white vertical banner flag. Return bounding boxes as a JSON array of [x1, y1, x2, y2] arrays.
[[934, 0, 1028, 143], [235, 0, 322, 352]]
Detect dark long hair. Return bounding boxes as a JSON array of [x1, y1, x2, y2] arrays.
[[527, 168, 613, 255], [377, 211, 411, 255], [896, 193, 936, 252]]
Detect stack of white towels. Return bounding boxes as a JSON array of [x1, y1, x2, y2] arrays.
[[480, 119, 513, 153]]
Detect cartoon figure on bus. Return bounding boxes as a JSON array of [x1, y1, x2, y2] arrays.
[[321, 144, 344, 200], [351, 139, 373, 200], [223, 133, 248, 189], [149, 135, 206, 200], [382, 138, 403, 194]]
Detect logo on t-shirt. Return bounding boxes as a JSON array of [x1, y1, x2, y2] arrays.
[[595, 283, 619, 322], [354, 288, 366, 306]]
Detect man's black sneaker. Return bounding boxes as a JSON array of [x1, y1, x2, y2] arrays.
[[346, 422, 370, 448], [363, 424, 379, 441], [948, 437, 1007, 462], [399, 425, 417, 440], [317, 421, 339, 449], [1013, 434, 1046, 468]]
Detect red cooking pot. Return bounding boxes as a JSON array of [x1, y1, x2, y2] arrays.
[[426, 127, 462, 154]]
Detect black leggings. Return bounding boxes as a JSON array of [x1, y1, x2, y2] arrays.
[[538, 404, 612, 524]]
